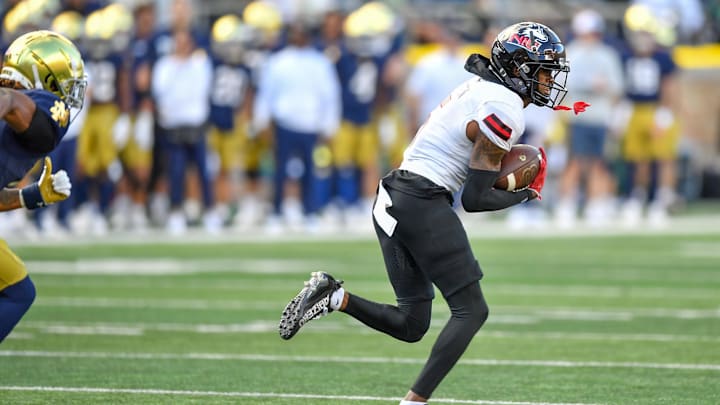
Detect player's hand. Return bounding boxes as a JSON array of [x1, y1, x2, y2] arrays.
[[527, 147, 547, 200], [20, 157, 72, 209]]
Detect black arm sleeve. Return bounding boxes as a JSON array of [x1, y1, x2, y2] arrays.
[[12, 107, 58, 154], [461, 168, 533, 212]]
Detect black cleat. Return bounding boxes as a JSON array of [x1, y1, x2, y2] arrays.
[[279, 271, 343, 340]]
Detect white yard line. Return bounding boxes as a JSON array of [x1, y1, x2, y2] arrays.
[[0, 386, 601, 405], [30, 297, 720, 320], [37, 297, 281, 310], [2, 350, 718, 371], [16, 317, 720, 341], [25, 258, 326, 275]]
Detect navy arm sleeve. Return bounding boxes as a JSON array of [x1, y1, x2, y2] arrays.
[[461, 168, 532, 212]]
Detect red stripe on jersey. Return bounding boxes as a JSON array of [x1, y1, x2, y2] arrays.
[[482, 113, 512, 141]]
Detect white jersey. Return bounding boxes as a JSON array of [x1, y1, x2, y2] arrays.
[[399, 77, 525, 193]]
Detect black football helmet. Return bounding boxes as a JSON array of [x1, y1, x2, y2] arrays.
[[489, 22, 570, 108]]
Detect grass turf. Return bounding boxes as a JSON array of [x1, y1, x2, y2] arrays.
[[1, 232, 719, 404]]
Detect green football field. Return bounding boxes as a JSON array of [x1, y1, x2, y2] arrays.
[[1, 225, 719, 404]]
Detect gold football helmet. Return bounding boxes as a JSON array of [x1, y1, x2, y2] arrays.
[[212, 14, 254, 64], [82, 8, 115, 59], [343, 2, 396, 57], [243, 1, 282, 48], [51, 11, 85, 41], [1, 30, 87, 110], [103, 3, 134, 52]]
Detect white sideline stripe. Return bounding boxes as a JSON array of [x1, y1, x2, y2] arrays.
[[37, 297, 280, 310], [36, 274, 720, 299], [0, 386, 599, 405], [25, 258, 325, 275], [2, 350, 719, 371], [7, 214, 720, 246], [34, 297, 720, 320], [17, 320, 720, 343]]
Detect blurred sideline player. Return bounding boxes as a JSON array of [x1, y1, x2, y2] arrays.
[[234, 0, 283, 228], [311, 4, 344, 224], [106, 3, 153, 231], [620, 4, 680, 226], [554, 9, 624, 228], [152, 28, 216, 235], [0, 30, 86, 341], [369, 2, 408, 172], [1, 0, 60, 49], [207, 14, 254, 225], [329, 2, 397, 224], [405, 19, 474, 143], [74, 8, 131, 235], [252, 21, 341, 232], [145, 0, 210, 226], [280, 22, 567, 404]]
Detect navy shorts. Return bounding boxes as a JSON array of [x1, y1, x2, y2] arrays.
[[569, 123, 606, 158]]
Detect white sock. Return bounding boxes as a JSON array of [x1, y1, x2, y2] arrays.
[[399, 401, 426, 405], [329, 287, 345, 311]]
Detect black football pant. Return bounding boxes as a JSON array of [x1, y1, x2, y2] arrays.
[[343, 175, 490, 398], [344, 282, 488, 398]]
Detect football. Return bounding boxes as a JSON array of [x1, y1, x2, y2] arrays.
[[494, 144, 542, 191]]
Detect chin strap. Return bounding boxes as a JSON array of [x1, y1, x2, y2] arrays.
[[31, 65, 44, 90]]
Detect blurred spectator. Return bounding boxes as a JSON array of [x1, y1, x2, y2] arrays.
[[327, 4, 389, 226], [405, 20, 474, 136], [0, 0, 23, 49], [74, 8, 132, 236], [207, 14, 254, 226], [2, 0, 59, 48], [230, 0, 284, 230], [61, 0, 103, 16], [555, 9, 624, 228], [329, 2, 407, 228], [151, 29, 217, 235], [253, 22, 341, 233], [630, 0, 705, 44], [146, 0, 210, 226], [110, 1, 157, 232], [619, 6, 681, 226]]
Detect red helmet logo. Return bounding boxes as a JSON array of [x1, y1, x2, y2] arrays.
[[508, 25, 549, 52]]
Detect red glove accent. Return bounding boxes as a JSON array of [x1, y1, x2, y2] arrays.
[[573, 101, 591, 115], [527, 147, 547, 200], [553, 105, 572, 111]]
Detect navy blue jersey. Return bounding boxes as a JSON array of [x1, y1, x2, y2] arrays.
[[129, 35, 154, 108], [85, 52, 126, 105], [209, 58, 251, 130], [336, 45, 382, 125], [0, 90, 69, 187], [622, 49, 677, 103], [61, 0, 104, 16]]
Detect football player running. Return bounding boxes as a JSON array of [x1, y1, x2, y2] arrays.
[[279, 22, 569, 404], [0, 30, 86, 342]]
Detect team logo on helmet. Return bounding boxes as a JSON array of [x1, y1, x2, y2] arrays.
[[507, 24, 549, 53]]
